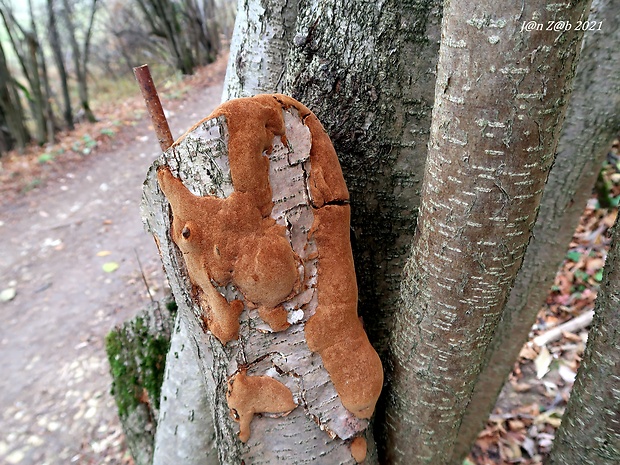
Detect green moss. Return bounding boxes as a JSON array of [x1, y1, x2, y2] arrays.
[[105, 312, 171, 419]]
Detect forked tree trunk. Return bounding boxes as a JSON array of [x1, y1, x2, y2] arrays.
[[385, 1, 591, 463], [452, 0, 620, 460], [547, 213, 620, 464]]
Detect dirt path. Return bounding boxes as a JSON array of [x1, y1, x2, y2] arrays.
[[0, 77, 224, 464]]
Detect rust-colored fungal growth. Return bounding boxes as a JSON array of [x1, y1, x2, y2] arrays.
[[158, 94, 383, 425], [226, 369, 297, 442], [305, 205, 384, 418], [157, 96, 307, 342], [350, 437, 367, 463]]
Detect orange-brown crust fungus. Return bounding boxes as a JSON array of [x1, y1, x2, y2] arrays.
[[350, 437, 367, 463], [157, 96, 305, 342], [226, 369, 297, 443], [305, 205, 384, 419], [158, 94, 383, 429]]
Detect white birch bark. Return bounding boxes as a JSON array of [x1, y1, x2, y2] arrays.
[[385, 1, 591, 463], [152, 313, 218, 465], [452, 0, 620, 459], [142, 108, 378, 464], [222, 0, 298, 101]]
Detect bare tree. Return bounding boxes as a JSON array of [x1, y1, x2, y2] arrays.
[[60, 0, 99, 123], [0, 38, 29, 155], [47, 0, 74, 130], [0, 0, 51, 144]]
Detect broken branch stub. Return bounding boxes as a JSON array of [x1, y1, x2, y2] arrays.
[[141, 94, 383, 463], [133, 64, 174, 151]]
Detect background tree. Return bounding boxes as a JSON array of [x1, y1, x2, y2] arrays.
[[0, 37, 29, 154], [0, 0, 52, 144], [60, 0, 99, 123], [546, 211, 620, 464], [47, 0, 74, 130]]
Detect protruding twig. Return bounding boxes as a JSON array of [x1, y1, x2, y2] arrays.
[[133, 64, 174, 151]]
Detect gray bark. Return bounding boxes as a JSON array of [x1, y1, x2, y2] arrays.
[[142, 108, 377, 464], [222, 0, 299, 101], [153, 312, 218, 465], [547, 213, 620, 464], [385, 1, 591, 463], [452, 0, 620, 460]]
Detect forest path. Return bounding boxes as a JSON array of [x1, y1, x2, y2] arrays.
[[0, 73, 224, 465]]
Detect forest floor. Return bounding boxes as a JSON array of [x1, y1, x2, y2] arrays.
[[0, 52, 618, 465]]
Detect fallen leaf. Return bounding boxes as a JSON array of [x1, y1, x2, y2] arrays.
[[102, 262, 119, 273], [0, 288, 16, 302], [96, 250, 112, 257], [535, 347, 553, 379], [558, 364, 576, 384]]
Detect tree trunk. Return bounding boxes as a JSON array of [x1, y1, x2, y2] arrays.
[[61, 0, 97, 123], [47, 0, 73, 130], [0, 39, 29, 154], [29, 0, 55, 144], [451, 0, 620, 460], [142, 99, 382, 464], [153, 2, 301, 460], [283, 0, 442, 360], [385, 1, 591, 463], [546, 212, 620, 464], [152, 310, 218, 465], [221, 0, 299, 101]]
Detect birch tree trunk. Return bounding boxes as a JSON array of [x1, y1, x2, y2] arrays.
[[547, 212, 620, 464], [452, 0, 620, 460], [283, 0, 442, 358], [222, 0, 299, 101], [152, 312, 218, 465], [385, 1, 591, 463], [142, 96, 382, 464]]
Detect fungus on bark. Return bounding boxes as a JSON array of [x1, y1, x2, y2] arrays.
[[226, 369, 297, 442], [153, 94, 383, 444]]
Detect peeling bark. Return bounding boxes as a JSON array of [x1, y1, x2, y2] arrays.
[[385, 1, 591, 463], [452, 0, 620, 460], [547, 212, 620, 464], [142, 99, 379, 464]]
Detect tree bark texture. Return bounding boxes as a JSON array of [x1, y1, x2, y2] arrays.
[[142, 100, 380, 464], [547, 212, 620, 464], [385, 1, 591, 463], [452, 0, 620, 460], [222, 0, 299, 101], [283, 0, 442, 358]]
